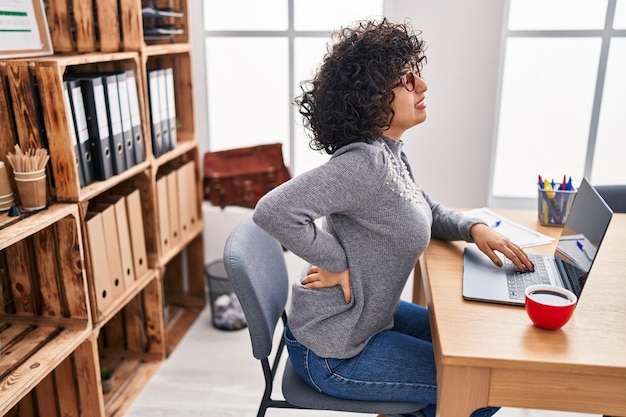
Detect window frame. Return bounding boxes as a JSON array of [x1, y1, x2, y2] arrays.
[[191, 0, 382, 174], [489, 0, 626, 208]]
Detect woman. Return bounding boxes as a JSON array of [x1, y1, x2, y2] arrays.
[[252, 18, 534, 417]]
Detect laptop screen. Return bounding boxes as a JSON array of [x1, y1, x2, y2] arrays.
[[554, 178, 613, 296]]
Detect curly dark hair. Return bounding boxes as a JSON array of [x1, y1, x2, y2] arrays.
[[295, 18, 427, 155]]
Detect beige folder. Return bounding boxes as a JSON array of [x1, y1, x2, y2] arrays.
[[107, 195, 136, 287], [96, 203, 125, 300], [125, 189, 149, 278], [166, 169, 181, 246], [176, 161, 197, 238], [184, 161, 199, 230], [156, 174, 171, 255], [85, 211, 113, 313]]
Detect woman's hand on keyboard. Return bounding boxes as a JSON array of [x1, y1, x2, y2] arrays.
[[470, 223, 535, 272]]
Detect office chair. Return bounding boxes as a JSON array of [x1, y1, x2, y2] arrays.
[[594, 184, 626, 213], [223, 217, 427, 417]]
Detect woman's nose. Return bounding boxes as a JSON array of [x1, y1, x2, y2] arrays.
[[414, 76, 428, 93]]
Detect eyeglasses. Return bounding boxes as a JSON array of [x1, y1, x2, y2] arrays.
[[393, 67, 422, 92]]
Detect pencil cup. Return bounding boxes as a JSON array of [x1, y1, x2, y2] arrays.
[[537, 186, 577, 226], [0, 162, 14, 211], [14, 169, 47, 211]]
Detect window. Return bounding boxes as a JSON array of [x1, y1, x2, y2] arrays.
[[492, 0, 626, 201], [200, 0, 383, 176]]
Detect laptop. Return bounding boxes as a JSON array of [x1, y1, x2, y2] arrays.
[[463, 177, 613, 306]]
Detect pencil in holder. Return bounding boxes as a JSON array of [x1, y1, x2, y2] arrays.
[[538, 186, 577, 226]]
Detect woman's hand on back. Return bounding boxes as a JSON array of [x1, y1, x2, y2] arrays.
[[302, 266, 352, 303]]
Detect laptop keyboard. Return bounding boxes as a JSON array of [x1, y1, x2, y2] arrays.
[[505, 255, 551, 300]]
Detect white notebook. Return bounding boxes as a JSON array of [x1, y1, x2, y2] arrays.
[[463, 207, 554, 248]]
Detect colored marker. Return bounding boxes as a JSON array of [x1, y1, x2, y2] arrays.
[[543, 179, 554, 199]]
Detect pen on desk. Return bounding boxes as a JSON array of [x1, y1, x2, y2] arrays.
[[576, 240, 593, 261], [491, 219, 501, 228]]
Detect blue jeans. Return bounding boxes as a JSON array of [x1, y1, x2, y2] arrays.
[[284, 300, 499, 417]]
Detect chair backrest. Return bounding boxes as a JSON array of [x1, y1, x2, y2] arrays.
[[223, 217, 290, 360], [594, 184, 626, 213]]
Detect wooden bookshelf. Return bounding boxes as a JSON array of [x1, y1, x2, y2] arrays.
[[0, 0, 204, 415]]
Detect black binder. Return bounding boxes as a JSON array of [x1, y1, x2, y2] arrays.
[[164, 67, 177, 150], [80, 75, 114, 181], [124, 70, 145, 164], [66, 79, 96, 186], [148, 69, 164, 157], [115, 72, 135, 169], [103, 74, 126, 175], [63, 82, 85, 187]]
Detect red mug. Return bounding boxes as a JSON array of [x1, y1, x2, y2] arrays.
[[525, 284, 577, 330]]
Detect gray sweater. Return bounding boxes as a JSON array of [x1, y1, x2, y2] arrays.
[[253, 137, 479, 359]]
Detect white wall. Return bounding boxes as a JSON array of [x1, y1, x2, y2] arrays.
[[386, 0, 505, 209], [194, 1, 506, 263]]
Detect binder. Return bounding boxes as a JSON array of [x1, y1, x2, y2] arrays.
[[103, 74, 126, 175], [66, 79, 96, 186], [80, 76, 114, 180], [62, 82, 85, 187], [125, 189, 149, 279], [165, 169, 181, 246], [176, 161, 197, 239], [183, 161, 199, 229], [116, 72, 135, 169], [85, 211, 113, 313], [96, 203, 125, 300], [157, 68, 171, 153], [164, 67, 177, 150], [175, 163, 189, 240], [124, 70, 145, 163], [148, 69, 163, 157], [106, 195, 135, 288], [156, 174, 171, 254]]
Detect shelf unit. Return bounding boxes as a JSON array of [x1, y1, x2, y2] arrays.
[[0, 0, 204, 415], [46, 0, 189, 54], [0, 204, 95, 415]]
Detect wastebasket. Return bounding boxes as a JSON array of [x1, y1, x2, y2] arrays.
[[205, 260, 247, 330]]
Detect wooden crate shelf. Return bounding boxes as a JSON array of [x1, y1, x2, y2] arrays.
[[0, 203, 93, 414], [2, 334, 103, 417], [99, 349, 162, 417], [96, 276, 166, 416], [142, 44, 195, 160], [46, 0, 189, 55], [0, 0, 204, 414], [46, 0, 143, 54], [2, 53, 151, 203], [141, 0, 190, 47], [153, 147, 203, 266], [80, 171, 160, 325], [163, 304, 203, 357], [0, 204, 89, 324], [0, 324, 92, 414], [162, 233, 205, 356]]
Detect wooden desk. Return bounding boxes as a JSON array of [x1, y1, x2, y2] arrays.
[[415, 210, 626, 417]]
